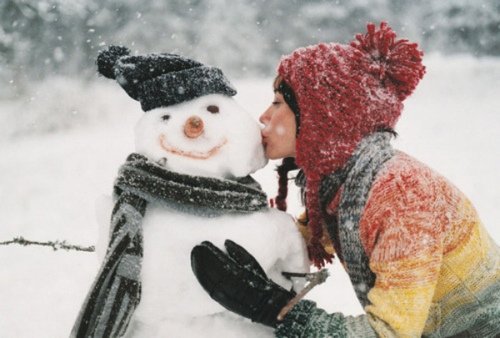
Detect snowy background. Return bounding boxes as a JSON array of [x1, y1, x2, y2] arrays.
[[1, 55, 499, 337], [1, 1, 500, 337]]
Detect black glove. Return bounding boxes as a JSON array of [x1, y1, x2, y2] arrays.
[[191, 239, 295, 328]]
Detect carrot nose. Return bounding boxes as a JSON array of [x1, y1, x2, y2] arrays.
[[184, 116, 204, 138]]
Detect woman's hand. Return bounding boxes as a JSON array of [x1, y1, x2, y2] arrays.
[[191, 240, 295, 328]]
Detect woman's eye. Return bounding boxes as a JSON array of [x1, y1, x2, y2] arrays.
[[161, 115, 170, 121], [207, 105, 219, 114], [272, 101, 281, 105]]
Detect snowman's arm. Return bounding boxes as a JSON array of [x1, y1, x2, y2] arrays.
[[94, 194, 114, 261]]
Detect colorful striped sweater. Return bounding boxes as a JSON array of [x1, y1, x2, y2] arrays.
[[276, 151, 500, 337]]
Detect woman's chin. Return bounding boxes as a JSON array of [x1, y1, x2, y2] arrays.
[[264, 150, 277, 160], [265, 151, 287, 161], [263, 143, 296, 160]]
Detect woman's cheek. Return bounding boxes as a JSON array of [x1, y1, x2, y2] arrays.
[[275, 124, 286, 136]]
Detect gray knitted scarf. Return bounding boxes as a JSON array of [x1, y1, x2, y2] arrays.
[[296, 131, 395, 306], [71, 153, 268, 338]]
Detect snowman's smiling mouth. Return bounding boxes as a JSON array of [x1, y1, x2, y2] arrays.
[[159, 134, 228, 160]]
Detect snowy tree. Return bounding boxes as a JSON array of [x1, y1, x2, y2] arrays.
[[1, 0, 499, 96], [0, 0, 46, 93], [420, 0, 500, 56], [108, 0, 203, 56], [0, 0, 96, 90], [192, 0, 268, 78]]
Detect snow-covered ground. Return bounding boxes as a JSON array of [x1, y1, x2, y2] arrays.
[[1, 54, 499, 337]]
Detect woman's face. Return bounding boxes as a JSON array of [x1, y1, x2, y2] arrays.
[[259, 90, 297, 159]]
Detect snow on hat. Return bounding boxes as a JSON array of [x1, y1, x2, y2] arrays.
[[96, 45, 237, 111], [277, 22, 426, 267]]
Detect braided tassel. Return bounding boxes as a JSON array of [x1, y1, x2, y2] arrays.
[[304, 177, 333, 268]]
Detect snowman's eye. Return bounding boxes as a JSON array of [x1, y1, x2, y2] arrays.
[[161, 114, 170, 121], [206, 105, 219, 114]]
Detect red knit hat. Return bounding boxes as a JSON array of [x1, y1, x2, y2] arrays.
[[277, 22, 426, 268]]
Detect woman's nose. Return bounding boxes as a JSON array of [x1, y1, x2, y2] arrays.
[[184, 115, 204, 138], [259, 110, 269, 125]]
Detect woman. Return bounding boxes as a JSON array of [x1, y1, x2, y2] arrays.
[[191, 23, 500, 337]]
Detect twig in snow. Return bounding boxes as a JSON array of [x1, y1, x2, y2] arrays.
[[0, 236, 95, 252]]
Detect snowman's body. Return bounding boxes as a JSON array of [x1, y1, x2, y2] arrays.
[[97, 94, 309, 337]]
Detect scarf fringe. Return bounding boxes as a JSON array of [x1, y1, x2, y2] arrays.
[[307, 240, 334, 269]]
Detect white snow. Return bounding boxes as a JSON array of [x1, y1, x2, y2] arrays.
[[0, 54, 499, 337]]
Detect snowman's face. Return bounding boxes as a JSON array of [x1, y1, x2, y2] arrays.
[[135, 94, 268, 178]]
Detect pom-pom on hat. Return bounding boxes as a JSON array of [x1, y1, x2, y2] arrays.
[[96, 45, 237, 111], [277, 22, 426, 268]]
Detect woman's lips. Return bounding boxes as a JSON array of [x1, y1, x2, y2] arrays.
[[261, 133, 268, 145], [262, 139, 268, 150]]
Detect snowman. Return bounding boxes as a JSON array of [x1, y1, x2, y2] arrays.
[[71, 46, 309, 338]]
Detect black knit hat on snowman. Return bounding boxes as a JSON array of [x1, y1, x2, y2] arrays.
[[96, 45, 237, 112]]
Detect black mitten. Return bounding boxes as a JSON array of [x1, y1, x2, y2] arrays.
[[191, 240, 295, 328]]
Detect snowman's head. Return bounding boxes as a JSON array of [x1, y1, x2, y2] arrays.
[[135, 94, 268, 178], [95, 46, 265, 177]]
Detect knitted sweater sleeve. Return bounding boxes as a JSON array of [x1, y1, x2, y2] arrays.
[[360, 158, 446, 336], [276, 157, 447, 337], [275, 300, 377, 338]]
